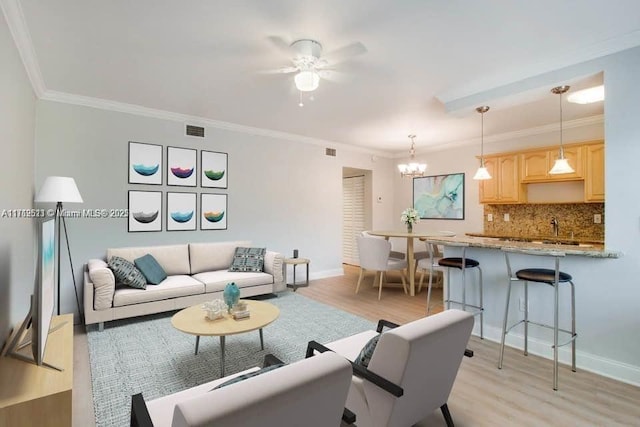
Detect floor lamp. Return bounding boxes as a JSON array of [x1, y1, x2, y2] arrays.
[[35, 176, 83, 318]]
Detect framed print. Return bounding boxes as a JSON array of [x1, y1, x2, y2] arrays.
[[167, 192, 196, 231], [128, 191, 162, 232], [167, 146, 197, 187], [413, 173, 465, 220], [200, 193, 227, 230], [201, 150, 228, 189], [128, 142, 162, 184]]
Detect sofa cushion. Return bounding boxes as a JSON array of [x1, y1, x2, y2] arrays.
[[189, 241, 251, 274], [108, 256, 147, 289], [229, 247, 266, 272], [192, 271, 274, 293], [108, 244, 190, 275], [88, 259, 115, 310], [113, 275, 204, 307], [134, 254, 167, 285]]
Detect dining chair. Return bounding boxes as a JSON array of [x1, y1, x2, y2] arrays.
[[356, 235, 408, 300], [361, 231, 405, 260]]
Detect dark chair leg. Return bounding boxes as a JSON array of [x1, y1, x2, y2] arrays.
[[441, 403, 455, 427]]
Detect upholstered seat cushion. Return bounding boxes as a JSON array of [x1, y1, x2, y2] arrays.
[[438, 257, 480, 269], [113, 275, 204, 307], [515, 268, 572, 284], [108, 244, 191, 275], [192, 270, 274, 293]]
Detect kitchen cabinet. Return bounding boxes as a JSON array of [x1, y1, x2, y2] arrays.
[[521, 146, 583, 182], [585, 143, 605, 202], [479, 154, 524, 203]]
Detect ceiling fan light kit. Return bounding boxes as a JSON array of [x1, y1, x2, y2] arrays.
[[398, 135, 427, 177], [294, 69, 320, 92], [549, 85, 575, 175]]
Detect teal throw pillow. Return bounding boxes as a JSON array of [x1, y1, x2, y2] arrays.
[[134, 254, 167, 285], [108, 256, 147, 290], [354, 334, 380, 368], [229, 247, 266, 272], [212, 363, 285, 390]]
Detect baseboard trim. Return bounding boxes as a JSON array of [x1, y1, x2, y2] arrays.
[[472, 324, 640, 387], [309, 269, 344, 280]]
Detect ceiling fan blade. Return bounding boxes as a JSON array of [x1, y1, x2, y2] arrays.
[[318, 69, 351, 83], [322, 42, 367, 65], [266, 35, 295, 57], [257, 66, 299, 75]]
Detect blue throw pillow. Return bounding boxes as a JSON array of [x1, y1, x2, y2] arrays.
[[134, 254, 167, 285], [108, 256, 147, 290], [354, 334, 380, 368], [212, 363, 285, 390]]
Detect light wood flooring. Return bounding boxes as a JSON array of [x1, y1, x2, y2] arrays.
[[72, 265, 640, 426]]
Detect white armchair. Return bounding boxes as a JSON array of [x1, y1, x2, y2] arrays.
[[130, 352, 354, 427], [356, 235, 408, 300], [310, 309, 474, 427]]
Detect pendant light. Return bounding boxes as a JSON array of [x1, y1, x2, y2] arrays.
[[398, 135, 427, 177], [549, 85, 575, 175], [473, 106, 492, 180]]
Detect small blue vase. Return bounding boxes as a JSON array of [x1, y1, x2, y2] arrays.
[[223, 282, 240, 313]]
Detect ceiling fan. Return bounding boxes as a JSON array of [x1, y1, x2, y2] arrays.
[[262, 37, 367, 95]]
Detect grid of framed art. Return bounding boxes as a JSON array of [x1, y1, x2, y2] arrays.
[[128, 141, 228, 232]]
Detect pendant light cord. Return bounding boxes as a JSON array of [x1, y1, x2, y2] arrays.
[[559, 90, 564, 158]]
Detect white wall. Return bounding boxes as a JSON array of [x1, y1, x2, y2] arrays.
[[391, 47, 640, 384], [33, 101, 396, 317], [0, 12, 36, 346]]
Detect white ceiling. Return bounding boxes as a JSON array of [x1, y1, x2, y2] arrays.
[[12, 0, 640, 154]]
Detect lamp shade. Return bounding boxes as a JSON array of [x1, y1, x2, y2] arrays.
[[549, 158, 575, 175], [294, 70, 320, 92], [473, 166, 492, 180], [35, 176, 83, 203]]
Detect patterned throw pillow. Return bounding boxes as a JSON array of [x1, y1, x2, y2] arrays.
[[228, 247, 266, 272], [134, 254, 167, 285], [108, 256, 147, 290], [212, 363, 285, 390], [354, 334, 380, 368]]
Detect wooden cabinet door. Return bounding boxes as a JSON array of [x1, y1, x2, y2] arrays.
[[479, 157, 499, 203], [585, 143, 605, 202], [521, 150, 549, 182], [498, 154, 521, 202], [550, 146, 584, 180]]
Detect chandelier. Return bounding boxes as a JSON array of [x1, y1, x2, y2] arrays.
[[549, 85, 575, 175], [398, 135, 427, 177]]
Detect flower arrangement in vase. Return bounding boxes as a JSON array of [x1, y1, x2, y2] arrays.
[[401, 208, 419, 233]]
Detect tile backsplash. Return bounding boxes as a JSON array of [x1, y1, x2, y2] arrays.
[[484, 203, 604, 241]]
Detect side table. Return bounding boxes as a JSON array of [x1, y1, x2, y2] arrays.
[[283, 257, 310, 291]]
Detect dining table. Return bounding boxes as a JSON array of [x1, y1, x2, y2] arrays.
[[368, 230, 456, 296]]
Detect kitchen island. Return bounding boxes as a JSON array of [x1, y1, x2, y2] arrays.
[[419, 234, 623, 380]]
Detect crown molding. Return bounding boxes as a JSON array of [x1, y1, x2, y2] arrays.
[[392, 115, 604, 158], [40, 90, 393, 158], [1, 0, 45, 97]]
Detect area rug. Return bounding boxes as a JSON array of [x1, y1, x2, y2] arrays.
[[86, 291, 375, 427]]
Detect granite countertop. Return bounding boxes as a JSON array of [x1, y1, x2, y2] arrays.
[[424, 235, 622, 259], [466, 232, 604, 245]]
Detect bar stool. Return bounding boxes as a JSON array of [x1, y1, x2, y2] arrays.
[[499, 247, 577, 391], [419, 241, 483, 338]]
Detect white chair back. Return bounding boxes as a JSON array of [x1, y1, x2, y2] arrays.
[[364, 310, 474, 427], [357, 235, 392, 271]]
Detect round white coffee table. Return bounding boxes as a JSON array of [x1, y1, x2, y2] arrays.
[[172, 299, 280, 377]]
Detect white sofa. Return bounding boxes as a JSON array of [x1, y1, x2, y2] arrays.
[[84, 240, 285, 328]]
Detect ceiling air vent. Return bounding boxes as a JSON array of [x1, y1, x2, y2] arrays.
[[325, 148, 336, 157], [186, 125, 205, 137]]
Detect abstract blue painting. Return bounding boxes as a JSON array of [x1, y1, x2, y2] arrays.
[[413, 173, 465, 220]]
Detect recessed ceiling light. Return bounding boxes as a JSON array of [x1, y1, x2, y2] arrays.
[[567, 85, 604, 104]]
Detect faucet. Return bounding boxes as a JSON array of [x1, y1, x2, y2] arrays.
[[550, 217, 559, 237]]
